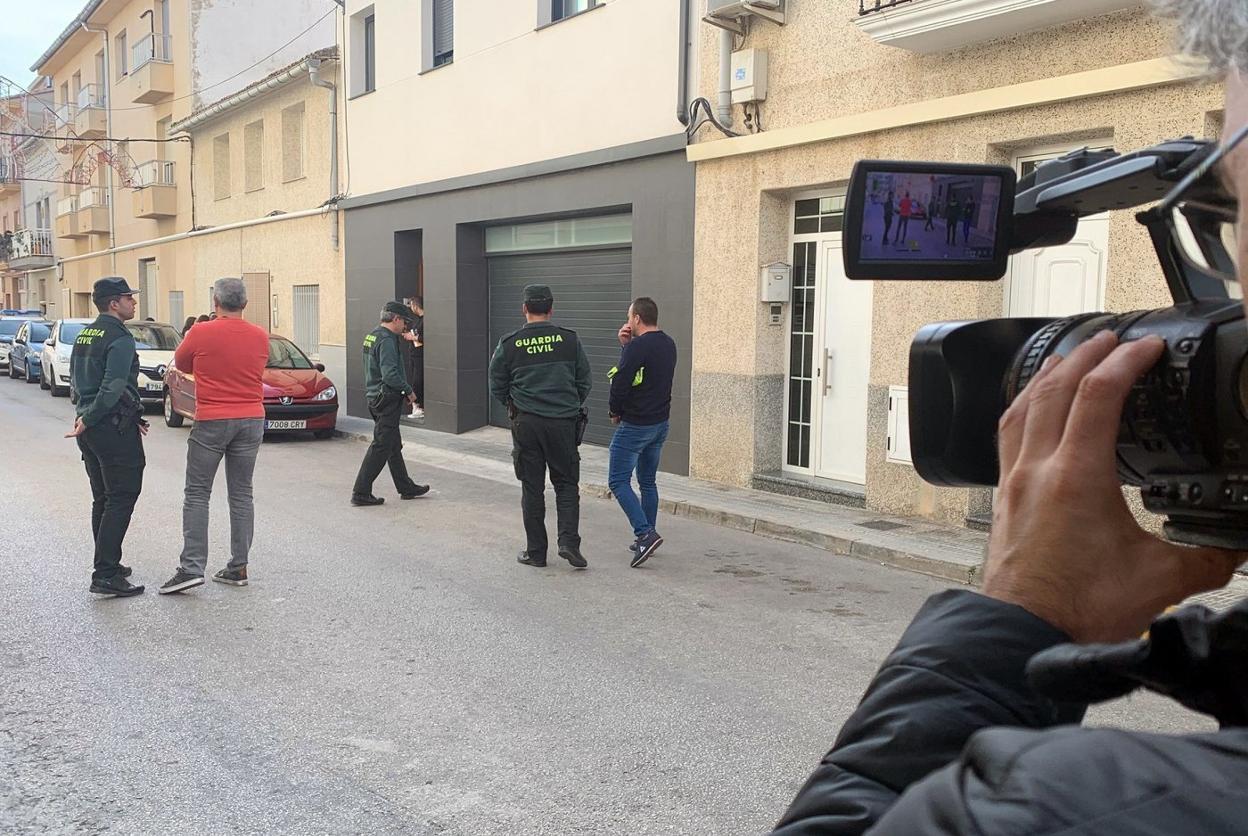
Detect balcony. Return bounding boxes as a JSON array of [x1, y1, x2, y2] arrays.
[[56, 195, 84, 239], [130, 34, 174, 104], [77, 187, 111, 235], [0, 156, 18, 197], [73, 85, 107, 139], [131, 160, 177, 219], [9, 228, 55, 271], [855, 0, 1145, 54]]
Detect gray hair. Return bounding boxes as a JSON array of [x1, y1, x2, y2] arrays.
[[213, 277, 247, 312], [1154, 0, 1248, 75], [380, 310, 401, 323]]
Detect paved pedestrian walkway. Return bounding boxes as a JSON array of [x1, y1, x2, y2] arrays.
[[338, 415, 988, 583]]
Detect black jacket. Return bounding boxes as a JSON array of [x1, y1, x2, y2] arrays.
[[773, 590, 1248, 835]]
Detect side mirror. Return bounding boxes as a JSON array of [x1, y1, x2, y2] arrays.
[[45, 338, 54, 346], [314, 363, 325, 372]]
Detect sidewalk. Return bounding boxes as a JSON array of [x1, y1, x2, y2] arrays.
[[335, 415, 989, 584]]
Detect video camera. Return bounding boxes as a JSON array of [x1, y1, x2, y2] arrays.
[[843, 139, 1248, 549]]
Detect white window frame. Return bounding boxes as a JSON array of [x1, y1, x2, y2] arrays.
[[539, 0, 599, 28], [422, 0, 454, 72]]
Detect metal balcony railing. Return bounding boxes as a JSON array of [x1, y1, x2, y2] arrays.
[[11, 228, 54, 260], [134, 159, 176, 188], [0, 156, 17, 183], [57, 195, 79, 217], [76, 83, 105, 110], [78, 186, 110, 209], [133, 33, 173, 70], [55, 102, 75, 125], [859, 0, 917, 13]]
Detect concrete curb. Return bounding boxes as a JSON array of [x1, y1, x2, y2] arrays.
[[336, 428, 980, 586]]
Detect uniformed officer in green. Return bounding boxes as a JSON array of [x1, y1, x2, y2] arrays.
[[489, 284, 592, 569], [65, 277, 148, 597], [351, 301, 430, 506]]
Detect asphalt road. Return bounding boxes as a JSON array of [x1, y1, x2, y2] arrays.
[[0, 377, 1214, 835]]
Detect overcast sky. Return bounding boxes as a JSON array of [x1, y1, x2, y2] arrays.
[[0, 0, 89, 91]]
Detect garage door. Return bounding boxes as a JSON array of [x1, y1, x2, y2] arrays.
[[488, 248, 632, 445]]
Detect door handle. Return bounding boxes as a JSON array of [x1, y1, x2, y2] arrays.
[[823, 348, 833, 395]]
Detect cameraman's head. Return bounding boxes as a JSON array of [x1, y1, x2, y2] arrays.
[[1161, 0, 1248, 297]]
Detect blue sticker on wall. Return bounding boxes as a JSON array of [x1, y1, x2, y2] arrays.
[[735, 68, 747, 81]]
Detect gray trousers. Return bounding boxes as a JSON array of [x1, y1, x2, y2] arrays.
[[179, 418, 265, 576]]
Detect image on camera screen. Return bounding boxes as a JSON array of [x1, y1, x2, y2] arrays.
[[859, 170, 1004, 262]]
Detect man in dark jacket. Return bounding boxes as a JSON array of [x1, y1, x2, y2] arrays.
[[773, 4, 1248, 831], [66, 277, 147, 597], [488, 284, 592, 570], [351, 302, 429, 506], [607, 297, 677, 567]]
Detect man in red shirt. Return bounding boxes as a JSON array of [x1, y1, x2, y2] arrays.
[[160, 277, 270, 594]]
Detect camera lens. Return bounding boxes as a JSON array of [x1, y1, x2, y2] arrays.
[[1005, 313, 1118, 405]]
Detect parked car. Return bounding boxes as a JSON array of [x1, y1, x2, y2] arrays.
[[7, 320, 51, 383], [127, 321, 182, 404], [0, 318, 23, 370], [40, 318, 92, 397], [163, 334, 338, 438]]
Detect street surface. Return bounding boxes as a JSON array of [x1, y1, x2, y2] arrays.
[[0, 379, 1214, 835]]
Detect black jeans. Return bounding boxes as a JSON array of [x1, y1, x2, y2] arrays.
[[411, 346, 424, 408], [353, 393, 420, 496], [78, 419, 145, 582], [512, 412, 580, 560]]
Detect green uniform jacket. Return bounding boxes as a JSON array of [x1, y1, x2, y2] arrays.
[[70, 315, 140, 428], [362, 325, 411, 399], [488, 321, 591, 419]]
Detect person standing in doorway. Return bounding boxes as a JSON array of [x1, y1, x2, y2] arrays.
[[351, 302, 430, 506], [402, 296, 425, 419], [488, 284, 592, 570], [66, 277, 148, 597], [607, 297, 677, 568], [159, 277, 271, 594]]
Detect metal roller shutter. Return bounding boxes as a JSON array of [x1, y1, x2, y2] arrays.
[[488, 247, 632, 446]]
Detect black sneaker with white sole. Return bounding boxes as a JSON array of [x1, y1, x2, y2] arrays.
[[630, 530, 664, 568], [90, 575, 145, 596], [213, 567, 248, 586], [159, 570, 205, 594]]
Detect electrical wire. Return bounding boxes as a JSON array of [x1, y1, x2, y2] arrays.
[[0, 130, 188, 144], [685, 97, 740, 139]]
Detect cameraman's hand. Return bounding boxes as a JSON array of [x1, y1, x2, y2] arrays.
[[984, 331, 1244, 644]]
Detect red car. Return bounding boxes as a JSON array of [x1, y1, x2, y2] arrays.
[[163, 334, 338, 438]]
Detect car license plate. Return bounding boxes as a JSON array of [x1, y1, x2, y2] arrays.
[[145, 382, 163, 392], [265, 419, 306, 430]]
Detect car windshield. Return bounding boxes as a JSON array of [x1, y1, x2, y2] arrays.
[[29, 323, 50, 342], [0, 320, 22, 337], [126, 323, 181, 350], [59, 322, 86, 344], [267, 337, 313, 370]]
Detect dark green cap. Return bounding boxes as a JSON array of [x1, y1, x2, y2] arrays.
[[522, 284, 553, 304], [382, 301, 415, 322], [92, 276, 141, 302]]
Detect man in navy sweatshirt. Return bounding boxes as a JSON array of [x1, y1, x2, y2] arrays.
[[607, 297, 678, 567]]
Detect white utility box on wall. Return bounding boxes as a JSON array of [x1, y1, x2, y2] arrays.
[[760, 261, 790, 303], [886, 385, 913, 466], [731, 49, 769, 104]]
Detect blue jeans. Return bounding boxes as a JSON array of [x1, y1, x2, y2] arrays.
[[608, 420, 669, 538]]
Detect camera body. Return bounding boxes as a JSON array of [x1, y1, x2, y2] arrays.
[[844, 140, 1248, 549]]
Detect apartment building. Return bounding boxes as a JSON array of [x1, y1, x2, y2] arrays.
[[0, 78, 59, 314], [339, 0, 699, 472], [169, 48, 346, 386], [686, 1, 1222, 527]]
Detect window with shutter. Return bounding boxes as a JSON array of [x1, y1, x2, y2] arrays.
[[433, 0, 453, 66]]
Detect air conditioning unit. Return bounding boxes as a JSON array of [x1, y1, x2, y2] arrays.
[[705, 0, 785, 35]]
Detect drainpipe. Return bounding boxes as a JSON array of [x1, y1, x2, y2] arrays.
[[81, 21, 117, 271], [717, 28, 733, 127], [308, 59, 339, 251], [677, 0, 691, 125]]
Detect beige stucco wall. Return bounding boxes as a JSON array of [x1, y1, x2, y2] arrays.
[[37, 0, 195, 307], [343, 0, 689, 196], [688, 5, 1225, 525]]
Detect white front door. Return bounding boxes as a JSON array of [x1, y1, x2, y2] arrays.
[[1005, 215, 1108, 317], [814, 239, 874, 484]]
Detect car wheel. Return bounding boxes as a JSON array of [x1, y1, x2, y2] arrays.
[[24, 362, 36, 384], [313, 428, 335, 440], [40, 363, 50, 390], [6, 362, 15, 379], [163, 390, 184, 428]]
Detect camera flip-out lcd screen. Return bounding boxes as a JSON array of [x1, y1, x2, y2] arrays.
[[844, 162, 1015, 281]]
